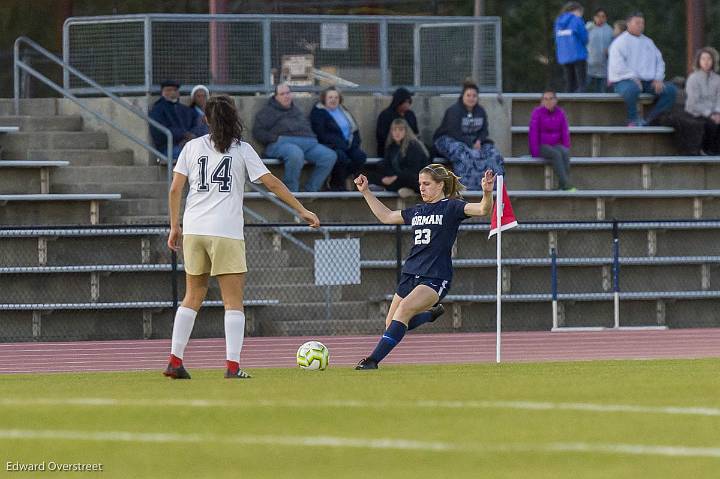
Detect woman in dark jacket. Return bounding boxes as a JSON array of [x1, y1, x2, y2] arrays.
[[375, 87, 419, 157], [371, 118, 430, 197], [433, 81, 505, 190], [310, 87, 367, 191]]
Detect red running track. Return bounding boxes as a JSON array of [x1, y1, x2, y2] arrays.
[[0, 329, 718, 374]]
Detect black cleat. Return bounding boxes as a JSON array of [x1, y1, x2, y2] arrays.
[[355, 357, 378, 370], [429, 303, 446, 322], [163, 363, 191, 379], [224, 368, 252, 379]]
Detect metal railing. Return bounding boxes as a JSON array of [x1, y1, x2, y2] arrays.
[[13, 36, 173, 186], [62, 14, 502, 95]]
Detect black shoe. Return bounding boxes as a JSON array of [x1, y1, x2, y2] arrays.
[[355, 357, 378, 370], [163, 363, 191, 379], [429, 303, 446, 322], [224, 368, 252, 379]]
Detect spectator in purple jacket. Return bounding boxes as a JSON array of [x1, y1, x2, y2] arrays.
[[529, 90, 575, 190]]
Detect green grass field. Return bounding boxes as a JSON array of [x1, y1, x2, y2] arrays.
[[1, 359, 719, 478]]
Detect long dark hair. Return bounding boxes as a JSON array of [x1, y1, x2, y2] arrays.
[[205, 95, 244, 153]]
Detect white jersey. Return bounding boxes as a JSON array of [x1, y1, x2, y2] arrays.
[[174, 135, 270, 240]]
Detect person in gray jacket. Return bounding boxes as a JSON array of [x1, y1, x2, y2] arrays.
[[685, 47, 720, 155], [585, 8, 613, 92], [252, 83, 336, 192]]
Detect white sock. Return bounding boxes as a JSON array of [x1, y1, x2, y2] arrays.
[[170, 306, 197, 359], [224, 310, 246, 362]]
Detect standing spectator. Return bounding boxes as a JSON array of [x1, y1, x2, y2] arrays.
[[149, 80, 198, 162], [529, 90, 575, 191], [376, 87, 419, 157], [585, 8, 613, 93], [372, 118, 430, 197], [555, 2, 589, 93], [310, 87, 367, 191], [252, 83, 336, 192], [685, 47, 720, 155], [189, 84, 210, 137], [433, 81, 505, 190], [608, 12, 677, 126]]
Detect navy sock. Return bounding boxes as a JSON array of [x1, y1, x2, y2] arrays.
[[369, 320, 407, 363], [407, 311, 433, 331]]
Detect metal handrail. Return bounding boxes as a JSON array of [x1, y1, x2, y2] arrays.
[[13, 36, 173, 189]]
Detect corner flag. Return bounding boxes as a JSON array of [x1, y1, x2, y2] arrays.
[[488, 180, 518, 238], [488, 175, 518, 364]]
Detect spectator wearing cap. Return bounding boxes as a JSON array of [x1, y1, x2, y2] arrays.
[[189, 84, 210, 137], [149, 80, 198, 161], [252, 82, 336, 192], [375, 87, 419, 157], [608, 11, 677, 126]]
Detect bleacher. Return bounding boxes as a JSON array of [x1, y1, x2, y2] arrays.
[[1, 93, 719, 340]]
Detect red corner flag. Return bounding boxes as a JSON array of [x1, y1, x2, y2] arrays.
[[488, 180, 518, 238]]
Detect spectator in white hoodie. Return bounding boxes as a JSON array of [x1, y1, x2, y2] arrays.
[[608, 11, 676, 126]]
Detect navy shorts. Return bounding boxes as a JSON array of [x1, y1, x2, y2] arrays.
[[396, 273, 451, 301]]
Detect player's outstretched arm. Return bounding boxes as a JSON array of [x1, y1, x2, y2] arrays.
[[168, 172, 188, 251], [354, 174, 403, 224], [464, 170, 495, 217], [260, 173, 320, 228]]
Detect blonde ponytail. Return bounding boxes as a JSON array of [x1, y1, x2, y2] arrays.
[[420, 163, 466, 199]]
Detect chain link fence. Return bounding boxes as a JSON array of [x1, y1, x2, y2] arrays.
[[63, 14, 502, 95], [1, 221, 719, 342]]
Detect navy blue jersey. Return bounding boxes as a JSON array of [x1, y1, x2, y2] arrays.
[[400, 198, 469, 280]]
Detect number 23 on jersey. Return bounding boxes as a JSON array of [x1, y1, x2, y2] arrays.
[[414, 228, 431, 245]]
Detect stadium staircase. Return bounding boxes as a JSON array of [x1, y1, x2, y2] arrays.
[[1, 95, 719, 340]]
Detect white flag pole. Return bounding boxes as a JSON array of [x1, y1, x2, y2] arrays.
[[495, 175, 503, 364]]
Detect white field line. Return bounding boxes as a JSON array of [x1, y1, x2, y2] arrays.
[[0, 428, 719, 459], [1, 397, 719, 417]]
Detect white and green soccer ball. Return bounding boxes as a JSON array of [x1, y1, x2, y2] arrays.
[[296, 341, 329, 371]]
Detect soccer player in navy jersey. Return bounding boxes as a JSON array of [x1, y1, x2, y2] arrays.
[[354, 164, 495, 369]]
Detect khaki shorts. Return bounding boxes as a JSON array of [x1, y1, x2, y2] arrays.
[[182, 234, 247, 276]]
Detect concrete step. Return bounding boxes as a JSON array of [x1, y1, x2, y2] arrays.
[[0, 99, 59, 117], [511, 131, 677, 157], [0, 169, 44, 194], [53, 166, 162, 184], [0, 115, 83, 132], [102, 198, 167, 218], [253, 301, 372, 322], [264, 318, 381, 336], [28, 149, 135, 166], [0, 198, 113, 226], [0, 131, 109, 159], [53, 182, 168, 199], [241, 193, 720, 222]]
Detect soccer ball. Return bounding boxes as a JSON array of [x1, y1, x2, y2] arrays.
[[296, 341, 329, 371]]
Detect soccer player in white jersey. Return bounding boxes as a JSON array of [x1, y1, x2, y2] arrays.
[[163, 95, 320, 379]]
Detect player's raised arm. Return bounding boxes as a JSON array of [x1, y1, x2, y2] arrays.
[[354, 175, 403, 224], [259, 173, 320, 228], [464, 170, 495, 217]]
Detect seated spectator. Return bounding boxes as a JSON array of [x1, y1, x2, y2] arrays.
[[189, 84, 210, 136], [149, 80, 198, 161], [433, 80, 505, 190], [252, 83, 336, 192], [310, 87, 367, 191], [375, 87, 419, 157], [555, 2, 588, 93], [529, 90, 575, 190], [585, 8, 613, 93], [608, 12, 677, 126], [370, 118, 430, 198], [685, 47, 720, 155]]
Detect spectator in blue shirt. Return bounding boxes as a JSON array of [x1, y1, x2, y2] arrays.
[[149, 80, 199, 162], [555, 2, 589, 93], [310, 87, 367, 191]]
